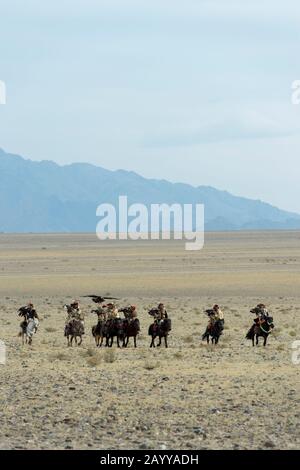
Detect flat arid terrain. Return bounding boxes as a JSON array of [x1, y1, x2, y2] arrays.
[[0, 231, 299, 450]]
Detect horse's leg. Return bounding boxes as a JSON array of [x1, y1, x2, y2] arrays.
[[164, 335, 168, 348], [157, 336, 161, 347], [134, 336, 137, 348], [150, 336, 155, 348], [256, 335, 259, 346], [78, 336, 82, 346], [263, 335, 267, 347]]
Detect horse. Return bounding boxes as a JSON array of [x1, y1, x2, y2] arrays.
[[19, 318, 39, 345], [149, 318, 171, 348], [202, 319, 224, 345], [92, 319, 105, 347], [64, 319, 84, 346], [246, 317, 274, 346], [122, 318, 140, 347], [105, 318, 125, 347]]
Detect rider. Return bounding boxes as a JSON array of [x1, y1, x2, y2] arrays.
[[250, 303, 269, 323], [212, 304, 224, 328], [65, 300, 85, 327], [129, 305, 137, 319], [246, 303, 270, 339], [124, 305, 138, 322], [18, 302, 39, 331], [202, 304, 224, 340], [104, 302, 120, 321], [93, 305, 107, 322], [153, 303, 168, 325]]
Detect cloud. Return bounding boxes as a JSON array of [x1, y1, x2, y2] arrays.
[[143, 108, 300, 148]]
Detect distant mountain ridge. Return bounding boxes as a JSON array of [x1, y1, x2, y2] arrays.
[[0, 147, 300, 232]]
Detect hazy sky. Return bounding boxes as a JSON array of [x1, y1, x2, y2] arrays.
[[1, 0, 300, 212]]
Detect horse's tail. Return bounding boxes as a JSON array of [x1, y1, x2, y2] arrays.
[[245, 325, 254, 340], [134, 318, 141, 332]]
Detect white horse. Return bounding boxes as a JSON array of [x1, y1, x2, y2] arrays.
[[19, 318, 39, 345]]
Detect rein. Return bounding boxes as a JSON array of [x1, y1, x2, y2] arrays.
[[259, 323, 272, 335]]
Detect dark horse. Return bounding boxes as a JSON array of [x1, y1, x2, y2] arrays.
[[105, 318, 125, 347], [92, 319, 106, 347], [246, 317, 274, 346], [64, 319, 84, 346], [149, 318, 171, 348], [122, 318, 140, 347], [202, 320, 224, 344]]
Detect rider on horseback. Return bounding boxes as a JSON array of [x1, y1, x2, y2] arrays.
[[92, 305, 107, 321], [155, 303, 168, 324], [206, 304, 224, 329], [202, 304, 224, 342], [18, 302, 39, 332], [119, 305, 138, 322], [104, 302, 120, 320], [65, 300, 85, 328], [246, 303, 270, 339], [148, 303, 168, 325]]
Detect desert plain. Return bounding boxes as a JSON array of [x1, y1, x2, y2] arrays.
[[0, 231, 299, 450]]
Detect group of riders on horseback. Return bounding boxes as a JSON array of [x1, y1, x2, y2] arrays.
[[17, 298, 274, 347], [201, 302, 274, 345]]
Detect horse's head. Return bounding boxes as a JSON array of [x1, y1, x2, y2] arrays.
[[162, 318, 172, 332]]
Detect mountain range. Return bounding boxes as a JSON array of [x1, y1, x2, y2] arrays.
[[0, 147, 300, 232]]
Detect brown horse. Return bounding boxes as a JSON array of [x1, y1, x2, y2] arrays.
[[149, 319, 171, 348], [202, 320, 224, 345], [122, 319, 140, 347], [104, 318, 125, 347], [64, 319, 84, 346], [92, 320, 105, 347], [246, 317, 274, 346]]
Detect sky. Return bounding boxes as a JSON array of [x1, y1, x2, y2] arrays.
[[0, 0, 300, 212]]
